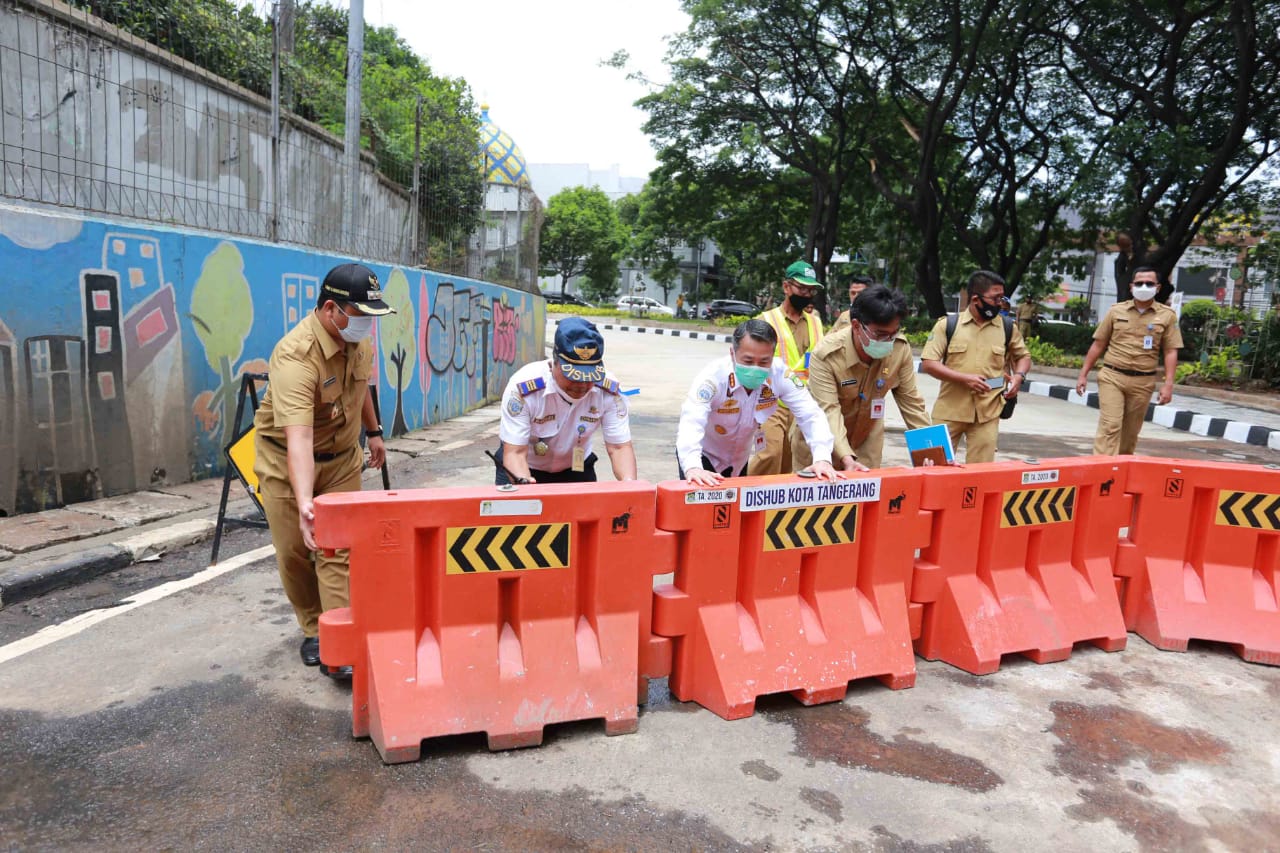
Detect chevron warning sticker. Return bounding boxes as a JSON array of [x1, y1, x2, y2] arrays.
[[1216, 490, 1280, 530], [1000, 487, 1076, 528], [445, 523, 571, 574], [763, 505, 858, 551]]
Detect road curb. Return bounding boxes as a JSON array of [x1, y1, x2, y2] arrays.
[[593, 319, 1279, 452], [0, 544, 133, 607], [0, 515, 246, 609], [1024, 380, 1280, 450]]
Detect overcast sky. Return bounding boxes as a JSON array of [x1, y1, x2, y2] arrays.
[[362, 0, 690, 179]]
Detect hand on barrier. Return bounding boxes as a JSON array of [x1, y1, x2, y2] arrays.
[[366, 435, 386, 469], [841, 456, 871, 473], [685, 467, 723, 487], [803, 460, 842, 481], [299, 499, 317, 551]]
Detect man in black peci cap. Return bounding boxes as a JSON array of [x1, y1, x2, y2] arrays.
[[253, 262, 394, 681], [494, 316, 637, 484]]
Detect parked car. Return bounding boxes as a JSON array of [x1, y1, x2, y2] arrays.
[[615, 295, 676, 317], [702, 299, 760, 320], [542, 291, 594, 308]]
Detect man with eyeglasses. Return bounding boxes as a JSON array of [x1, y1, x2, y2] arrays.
[[920, 270, 1032, 463], [793, 285, 931, 470], [748, 260, 826, 475]]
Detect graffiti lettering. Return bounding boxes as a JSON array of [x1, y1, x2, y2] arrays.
[[492, 298, 518, 364], [425, 283, 487, 377]]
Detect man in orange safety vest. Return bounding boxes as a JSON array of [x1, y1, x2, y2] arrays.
[[747, 259, 825, 475]]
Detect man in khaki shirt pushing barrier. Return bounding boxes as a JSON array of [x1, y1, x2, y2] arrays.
[[253, 263, 392, 680], [793, 285, 932, 470], [1075, 266, 1183, 455]]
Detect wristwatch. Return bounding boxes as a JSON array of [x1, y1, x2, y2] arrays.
[[365, 428, 384, 438], [1014, 371, 1028, 379]]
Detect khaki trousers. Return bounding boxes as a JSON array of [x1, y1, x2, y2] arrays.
[[747, 406, 795, 476], [941, 418, 1000, 464], [254, 440, 363, 637], [1094, 368, 1156, 455], [790, 421, 887, 469]]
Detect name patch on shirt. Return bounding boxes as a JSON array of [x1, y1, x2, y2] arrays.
[[840, 378, 859, 387], [323, 376, 337, 387], [531, 414, 555, 424]]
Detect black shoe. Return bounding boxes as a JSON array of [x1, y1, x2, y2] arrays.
[[321, 664, 352, 680], [300, 636, 321, 667]]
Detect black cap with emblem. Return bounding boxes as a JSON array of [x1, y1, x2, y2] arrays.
[[320, 263, 395, 316]]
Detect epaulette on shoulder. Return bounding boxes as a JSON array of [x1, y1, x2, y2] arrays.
[[517, 377, 546, 396], [596, 378, 621, 395]]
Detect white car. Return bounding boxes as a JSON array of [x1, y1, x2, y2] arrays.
[[615, 295, 676, 317]]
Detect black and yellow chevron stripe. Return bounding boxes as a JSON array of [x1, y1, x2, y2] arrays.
[[1000, 487, 1076, 528], [1216, 490, 1280, 530], [763, 505, 858, 551], [445, 523, 571, 574]]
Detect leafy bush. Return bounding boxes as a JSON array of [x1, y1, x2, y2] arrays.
[[545, 305, 628, 318], [1033, 322, 1095, 355], [1179, 345, 1245, 384], [903, 314, 941, 335], [713, 314, 755, 327], [1024, 336, 1084, 369], [904, 330, 930, 348]]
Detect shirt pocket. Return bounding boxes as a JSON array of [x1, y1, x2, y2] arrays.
[[532, 418, 559, 440], [986, 344, 1004, 373], [315, 376, 342, 424]]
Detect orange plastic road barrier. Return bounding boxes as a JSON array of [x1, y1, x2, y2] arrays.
[[314, 481, 660, 763], [651, 471, 924, 720], [912, 457, 1128, 674], [1116, 457, 1280, 664]]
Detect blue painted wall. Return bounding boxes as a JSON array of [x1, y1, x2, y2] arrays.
[[0, 204, 546, 515]]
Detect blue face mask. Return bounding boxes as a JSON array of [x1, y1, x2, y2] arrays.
[[733, 363, 770, 390]]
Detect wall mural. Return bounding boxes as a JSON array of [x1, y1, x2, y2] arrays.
[[0, 206, 546, 516]]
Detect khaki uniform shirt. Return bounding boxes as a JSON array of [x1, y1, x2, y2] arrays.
[[831, 310, 851, 333], [807, 326, 931, 461], [1093, 301, 1183, 372], [921, 311, 1031, 423], [254, 311, 373, 455]]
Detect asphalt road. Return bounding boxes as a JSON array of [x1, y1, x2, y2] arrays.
[[1, 326, 1278, 852]]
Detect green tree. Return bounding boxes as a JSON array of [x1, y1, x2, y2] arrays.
[[379, 268, 416, 436], [188, 242, 253, 448], [1055, 0, 1280, 282], [540, 186, 627, 295]]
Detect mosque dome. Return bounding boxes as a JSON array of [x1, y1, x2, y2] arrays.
[[479, 104, 531, 188]]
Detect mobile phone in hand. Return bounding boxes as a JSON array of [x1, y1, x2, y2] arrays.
[[984, 376, 1006, 390]]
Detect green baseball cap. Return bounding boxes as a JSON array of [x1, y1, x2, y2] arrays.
[[785, 260, 823, 288]]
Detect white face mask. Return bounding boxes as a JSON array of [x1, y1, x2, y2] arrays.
[[338, 314, 374, 343], [1131, 284, 1159, 302]]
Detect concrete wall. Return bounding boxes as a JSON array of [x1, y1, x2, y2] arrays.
[[1, 0, 411, 262], [0, 203, 546, 516]]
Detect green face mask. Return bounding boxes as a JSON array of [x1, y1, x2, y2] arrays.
[[857, 323, 895, 359], [733, 363, 770, 390]]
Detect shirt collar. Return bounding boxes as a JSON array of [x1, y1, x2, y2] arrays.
[[306, 310, 345, 361]]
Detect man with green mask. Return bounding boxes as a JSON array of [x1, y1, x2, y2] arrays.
[[677, 319, 839, 487], [793, 285, 932, 470]]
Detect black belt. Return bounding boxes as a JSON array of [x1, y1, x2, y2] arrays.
[[263, 435, 345, 461], [1103, 364, 1157, 377]]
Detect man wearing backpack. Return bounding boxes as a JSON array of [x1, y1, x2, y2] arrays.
[[920, 270, 1032, 463]]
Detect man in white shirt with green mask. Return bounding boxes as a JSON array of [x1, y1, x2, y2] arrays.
[[677, 319, 839, 487]]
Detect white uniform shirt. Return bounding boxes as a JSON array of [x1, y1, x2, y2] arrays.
[[677, 355, 834, 476], [499, 360, 631, 472]]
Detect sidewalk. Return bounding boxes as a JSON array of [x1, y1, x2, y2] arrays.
[[589, 318, 1280, 450], [0, 407, 504, 608]]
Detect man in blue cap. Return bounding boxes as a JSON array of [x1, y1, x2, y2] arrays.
[[494, 317, 637, 484]]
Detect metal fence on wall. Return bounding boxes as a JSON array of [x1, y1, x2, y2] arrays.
[[0, 0, 516, 276]]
